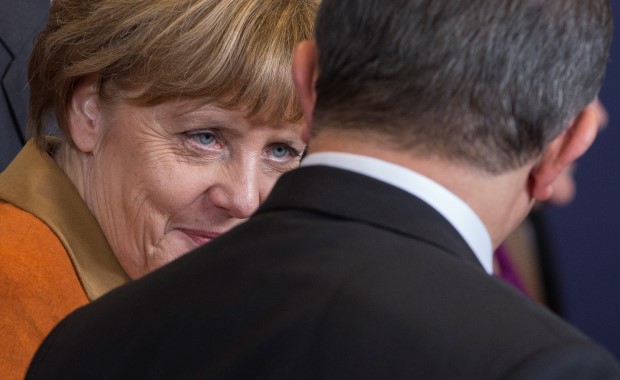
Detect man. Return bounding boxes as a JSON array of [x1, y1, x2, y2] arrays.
[[27, 0, 619, 379], [0, 0, 50, 170]]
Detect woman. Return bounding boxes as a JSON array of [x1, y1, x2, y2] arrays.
[[0, 0, 317, 378]]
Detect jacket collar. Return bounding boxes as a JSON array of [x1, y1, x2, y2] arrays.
[[0, 139, 130, 300], [257, 166, 485, 271]]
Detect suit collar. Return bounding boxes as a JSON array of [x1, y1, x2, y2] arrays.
[[302, 152, 493, 273], [257, 166, 485, 272]]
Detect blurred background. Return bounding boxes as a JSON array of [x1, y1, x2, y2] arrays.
[[543, 2, 620, 359]]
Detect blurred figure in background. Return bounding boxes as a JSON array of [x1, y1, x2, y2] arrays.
[[0, 0, 50, 170]]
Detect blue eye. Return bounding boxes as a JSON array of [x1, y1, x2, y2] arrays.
[[197, 132, 215, 145], [271, 145, 290, 158]]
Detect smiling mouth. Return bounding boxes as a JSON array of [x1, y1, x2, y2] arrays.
[[178, 229, 220, 246]]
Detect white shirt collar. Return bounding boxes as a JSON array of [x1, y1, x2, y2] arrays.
[[301, 152, 493, 274]]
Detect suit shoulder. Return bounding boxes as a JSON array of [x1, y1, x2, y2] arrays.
[[313, 252, 617, 378]]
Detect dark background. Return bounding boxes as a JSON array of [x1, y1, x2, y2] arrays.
[[543, 2, 620, 359]]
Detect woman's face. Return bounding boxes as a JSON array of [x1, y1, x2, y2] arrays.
[[85, 101, 304, 279]]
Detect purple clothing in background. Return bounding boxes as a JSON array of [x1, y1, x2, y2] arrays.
[[495, 245, 530, 297]]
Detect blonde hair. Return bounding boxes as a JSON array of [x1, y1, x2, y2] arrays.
[[28, 0, 318, 149]]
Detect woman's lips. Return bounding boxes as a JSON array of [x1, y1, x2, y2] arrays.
[[178, 229, 220, 246]]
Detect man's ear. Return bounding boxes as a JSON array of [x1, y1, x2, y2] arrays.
[[68, 75, 103, 153], [291, 40, 319, 144], [530, 101, 601, 201]]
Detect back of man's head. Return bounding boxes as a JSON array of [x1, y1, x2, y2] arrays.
[[312, 0, 612, 174]]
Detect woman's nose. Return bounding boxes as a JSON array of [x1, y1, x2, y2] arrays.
[[207, 166, 261, 219]]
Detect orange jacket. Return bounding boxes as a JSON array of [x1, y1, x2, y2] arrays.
[[0, 140, 129, 379], [0, 201, 88, 379]]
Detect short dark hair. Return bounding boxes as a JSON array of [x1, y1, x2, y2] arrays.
[[313, 0, 612, 173]]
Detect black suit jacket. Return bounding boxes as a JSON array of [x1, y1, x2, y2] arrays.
[[0, 0, 49, 170], [27, 167, 620, 379]]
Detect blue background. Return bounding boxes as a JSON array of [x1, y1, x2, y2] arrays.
[[544, 2, 620, 359]]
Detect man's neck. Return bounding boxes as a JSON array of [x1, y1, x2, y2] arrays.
[[308, 131, 536, 248]]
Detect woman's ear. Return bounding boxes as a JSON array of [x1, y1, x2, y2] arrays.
[[529, 101, 601, 201], [68, 75, 103, 153], [291, 40, 319, 144]]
